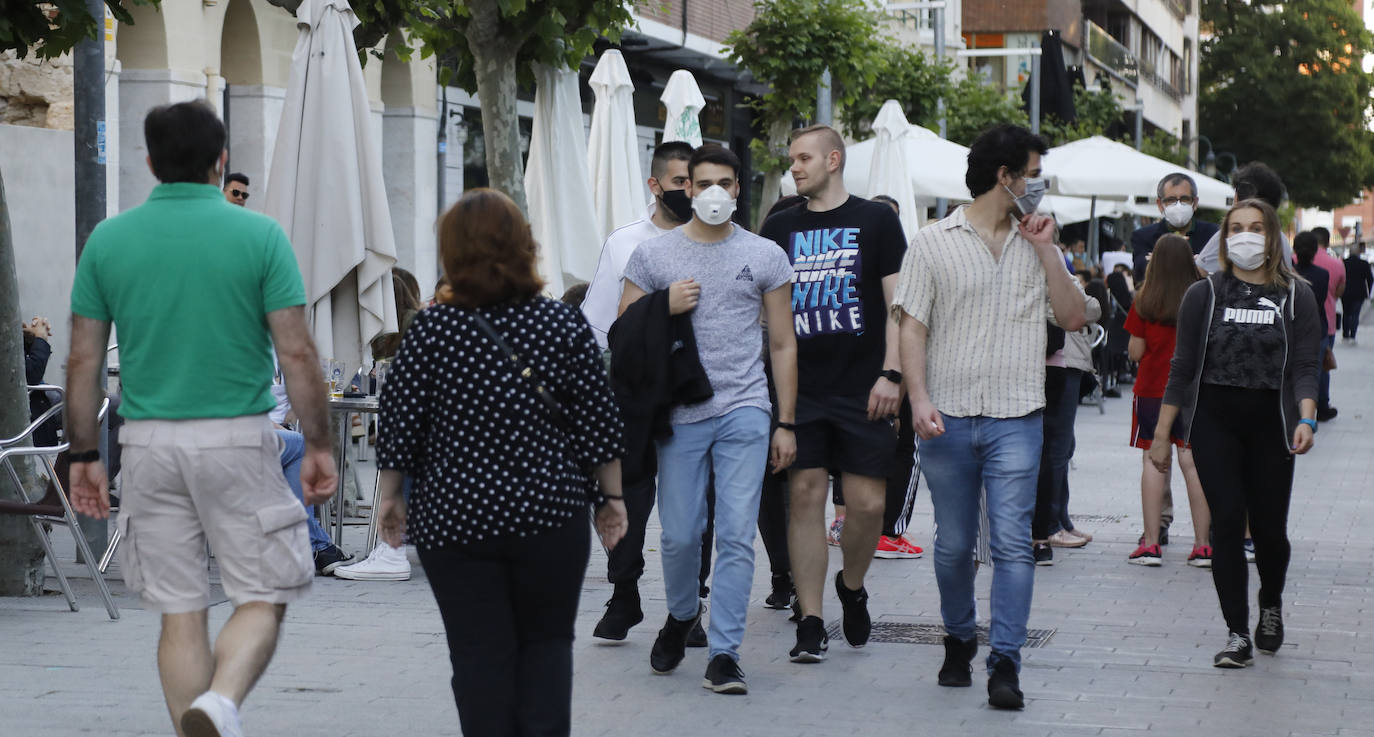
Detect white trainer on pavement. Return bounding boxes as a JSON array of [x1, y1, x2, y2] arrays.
[[333, 542, 411, 581], [181, 691, 243, 737]]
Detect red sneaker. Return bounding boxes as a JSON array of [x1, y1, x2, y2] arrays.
[[1187, 545, 1213, 568], [875, 534, 923, 559], [1128, 543, 1163, 566]]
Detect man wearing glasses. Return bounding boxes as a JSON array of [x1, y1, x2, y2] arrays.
[[1130, 172, 1218, 285], [223, 172, 251, 206]]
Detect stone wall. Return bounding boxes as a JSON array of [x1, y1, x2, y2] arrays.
[[0, 51, 76, 130]]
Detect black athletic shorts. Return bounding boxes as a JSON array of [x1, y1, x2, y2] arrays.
[[792, 392, 897, 478]]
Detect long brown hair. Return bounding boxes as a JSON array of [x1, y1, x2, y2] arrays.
[[1135, 234, 1201, 325], [435, 188, 545, 308], [1219, 198, 1293, 290]]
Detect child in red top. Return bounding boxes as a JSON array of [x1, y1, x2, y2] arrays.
[[1125, 234, 1212, 568]]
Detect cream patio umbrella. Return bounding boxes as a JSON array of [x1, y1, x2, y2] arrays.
[[866, 100, 922, 237], [587, 50, 645, 240], [660, 69, 705, 147], [525, 64, 602, 296], [263, 0, 397, 371]]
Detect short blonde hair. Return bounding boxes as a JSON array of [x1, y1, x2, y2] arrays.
[[790, 125, 846, 172]]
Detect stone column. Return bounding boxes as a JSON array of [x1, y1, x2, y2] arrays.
[[382, 106, 439, 291]]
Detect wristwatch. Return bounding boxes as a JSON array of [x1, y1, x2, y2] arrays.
[[879, 369, 903, 385]]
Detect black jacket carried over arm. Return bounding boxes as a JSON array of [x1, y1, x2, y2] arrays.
[[608, 290, 713, 486]]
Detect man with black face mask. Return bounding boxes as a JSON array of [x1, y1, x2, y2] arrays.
[[583, 140, 714, 646], [583, 141, 696, 349]]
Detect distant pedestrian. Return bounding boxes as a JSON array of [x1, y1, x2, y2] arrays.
[[1123, 234, 1210, 568], [222, 171, 250, 206], [1341, 242, 1372, 342], [65, 100, 337, 737], [1151, 199, 1321, 668], [1307, 227, 1345, 422], [1129, 172, 1217, 285], [895, 123, 1086, 709], [372, 188, 628, 734]]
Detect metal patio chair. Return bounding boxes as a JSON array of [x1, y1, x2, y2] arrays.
[[0, 385, 118, 619]]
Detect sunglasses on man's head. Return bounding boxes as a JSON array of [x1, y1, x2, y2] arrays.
[[230, 189, 249, 200]]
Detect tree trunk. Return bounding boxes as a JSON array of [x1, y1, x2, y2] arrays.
[[0, 167, 46, 596], [755, 118, 793, 230], [466, 3, 528, 215]]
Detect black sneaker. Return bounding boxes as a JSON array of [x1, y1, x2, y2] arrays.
[[1033, 541, 1053, 566], [686, 616, 708, 648], [702, 653, 747, 694], [1256, 605, 1284, 654], [1160, 526, 1169, 546], [834, 570, 871, 647], [789, 615, 829, 663], [986, 654, 1024, 709], [649, 606, 701, 674], [938, 635, 977, 687], [592, 587, 643, 642], [1214, 632, 1254, 668], [1317, 405, 1338, 422], [313, 544, 353, 576], [764, 574, 794, 610]]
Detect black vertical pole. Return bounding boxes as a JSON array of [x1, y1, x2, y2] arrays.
[[73, 0, 108, 559]]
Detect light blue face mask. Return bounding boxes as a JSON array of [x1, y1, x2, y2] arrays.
[[1005, 176, 1047, 216]]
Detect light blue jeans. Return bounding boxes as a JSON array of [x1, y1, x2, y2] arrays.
[[276, 429, 332, 552], [656, 407, 770, 661], [920, 413, 1042, 672]]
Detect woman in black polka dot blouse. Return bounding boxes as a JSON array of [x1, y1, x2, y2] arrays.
[[372, 188, 627, 736]]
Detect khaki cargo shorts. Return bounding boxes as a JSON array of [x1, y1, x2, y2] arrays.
[[116, 413, 314, 613]]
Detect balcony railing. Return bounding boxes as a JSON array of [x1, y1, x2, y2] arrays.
[[1164, 0, 1190, 21], [1140, 67, 1184, 101], [1085, 20, 1138, 87]]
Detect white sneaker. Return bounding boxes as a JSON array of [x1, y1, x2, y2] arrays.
[[181, 692, 243, 737], [333, 542, 411, 581]]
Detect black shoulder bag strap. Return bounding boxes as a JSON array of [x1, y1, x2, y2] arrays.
[[465, 310, 569, 431]]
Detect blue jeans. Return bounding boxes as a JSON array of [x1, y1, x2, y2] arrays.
[[276, 429, 332, 552], [921, 413, 1042, 672], [655, 407, 770, 661]]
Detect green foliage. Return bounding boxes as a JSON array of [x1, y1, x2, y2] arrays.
[[1039, 87, 1121, 145], [348, 0, 633, 86], [1201, 0, 1374, 208], [1140, 129, 1189, 166], [0, 0, 159, 60], [941, 74, 1027, 146], [725, 0, 890, 173], [839, 44, 953, 140]]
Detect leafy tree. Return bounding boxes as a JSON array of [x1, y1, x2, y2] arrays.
[[267, 0, 634, 213], [0, 1, 159, 595], [725, 0, 889, 222], [1201, 0, 1374, 208], [1039, 87, 1121, 145], [1140, 129, 1189, 167], [839, 44, 953, 140], [942, 74, 1028, 146]]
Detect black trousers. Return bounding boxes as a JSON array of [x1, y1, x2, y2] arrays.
[[419, 517, 590, 737], [1341, 298, 1363, 339], [605, 475, 714, 594], [1189, 384, 1295, 636], [758, 467, 791, 577], [883, 397, 919, 537]]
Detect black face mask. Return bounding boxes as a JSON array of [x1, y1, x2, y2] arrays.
[[658, 188, 694, 223]]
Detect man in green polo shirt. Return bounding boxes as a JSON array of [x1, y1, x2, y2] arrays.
[[65, 100, 336, 737]]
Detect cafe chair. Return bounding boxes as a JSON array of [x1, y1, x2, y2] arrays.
[[0, 386, 118, 620]]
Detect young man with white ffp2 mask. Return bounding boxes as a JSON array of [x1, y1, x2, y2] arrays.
[[618, 143, 798, 695]]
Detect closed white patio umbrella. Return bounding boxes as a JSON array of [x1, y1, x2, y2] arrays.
[[587, 50, 645, 240], [866, 100, 923, 238], [263, 0, 396, 370], [525, 64, 602, 296], [660, 69, 705, 147]]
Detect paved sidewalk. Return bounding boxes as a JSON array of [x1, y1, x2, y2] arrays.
[[3, 343, 1373, 737]]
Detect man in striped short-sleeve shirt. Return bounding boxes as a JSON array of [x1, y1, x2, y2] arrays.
[[892, 124, 1087, 710]]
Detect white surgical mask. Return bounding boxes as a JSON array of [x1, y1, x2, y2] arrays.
[[1226, 232, 1267, 270], [1163, 202, 1195, 229], [692, 185, 736, 226], [1004, 176, 1047, 216]]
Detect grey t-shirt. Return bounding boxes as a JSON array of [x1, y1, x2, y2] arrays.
[[623, 225, 794, 425]]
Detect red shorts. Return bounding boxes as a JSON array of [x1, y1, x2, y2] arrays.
[[1130, 395, 1187, 450]]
